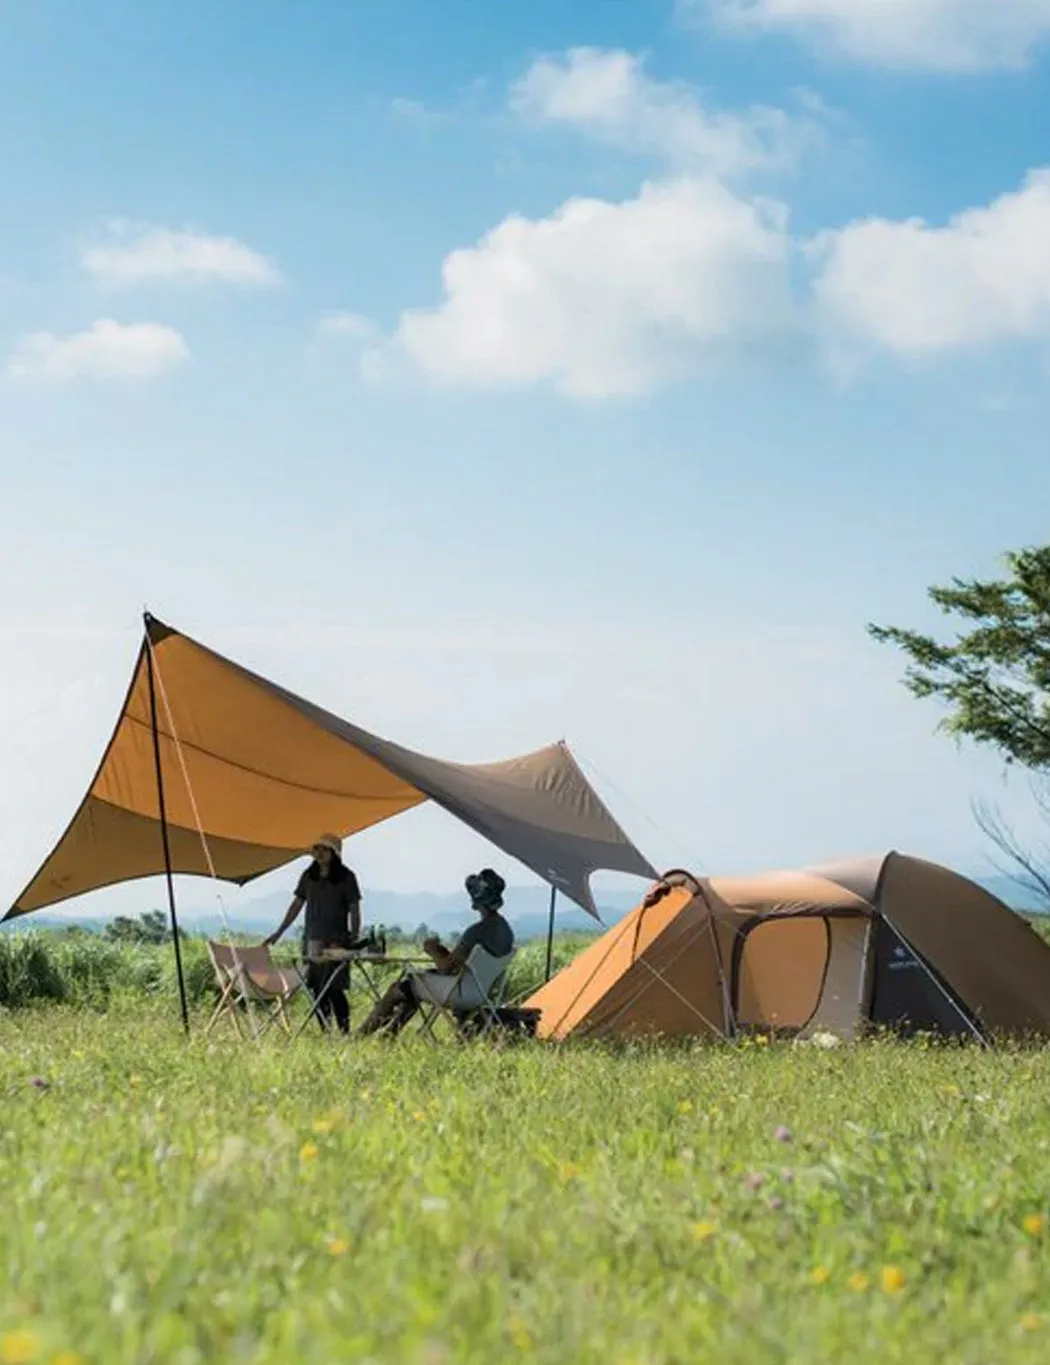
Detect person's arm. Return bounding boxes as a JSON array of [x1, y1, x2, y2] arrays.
[[264, 895, 304, 947], [346, 871, 362, 941], [429, 926, 477, 975], [424, 939, 456, 971]]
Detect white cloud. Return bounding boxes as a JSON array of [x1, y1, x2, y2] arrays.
[[385, 176, 794, 398], [81, 223, 281, 287], [315, 312, 378, 341], [511, 47, 810, 175], [7, 319, 190, 380], [812, 168, 1050, 357], [698, 0, 1050, 71]]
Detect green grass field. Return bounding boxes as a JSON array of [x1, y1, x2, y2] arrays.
[[3, 936, 1050, 1364]]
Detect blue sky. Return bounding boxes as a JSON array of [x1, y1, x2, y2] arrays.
[[3, 0, 1050, 917]]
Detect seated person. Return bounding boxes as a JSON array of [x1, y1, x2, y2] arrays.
[[360, 868, 513, 1036]]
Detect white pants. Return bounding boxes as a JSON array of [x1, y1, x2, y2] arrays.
[[409, 970, 483, 1009]]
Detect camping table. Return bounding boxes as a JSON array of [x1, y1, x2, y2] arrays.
[[294, 949, 433, 1038]]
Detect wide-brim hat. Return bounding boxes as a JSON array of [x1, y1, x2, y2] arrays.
[[312, 832, 343, 857]]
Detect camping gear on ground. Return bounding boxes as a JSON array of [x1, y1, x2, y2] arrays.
[[411, 944, 517, 1043], [525, 853, 1050, 1043], [205, 941, 304, 1039], [293, 946, 432, 1039], [3, 613, 655, 1033]]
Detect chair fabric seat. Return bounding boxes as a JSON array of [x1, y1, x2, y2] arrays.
[[410, 970, 483, 1010]]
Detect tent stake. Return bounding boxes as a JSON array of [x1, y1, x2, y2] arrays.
[[146, 629, 190, 1037], [544, 885, 557, 982]]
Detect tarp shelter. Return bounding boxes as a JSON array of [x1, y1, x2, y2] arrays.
[[5, 615, 656, 924], [525, 853, 1050, 1042]]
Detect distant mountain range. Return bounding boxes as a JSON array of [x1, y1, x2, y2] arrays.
[[3, 872, 1045, 938]]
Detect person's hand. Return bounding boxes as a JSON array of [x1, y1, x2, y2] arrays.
[[423, 935, 440, 953], [262, 933, 278, 948]]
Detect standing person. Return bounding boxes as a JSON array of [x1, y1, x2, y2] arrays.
[[359, 868, 513, 1036], [264, 834, 361, 1034]]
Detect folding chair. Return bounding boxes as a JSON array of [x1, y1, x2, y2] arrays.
[[204, 942, 305, 1039], [412, 945, 516, 1042]]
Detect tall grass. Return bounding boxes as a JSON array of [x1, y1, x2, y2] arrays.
[[0, 929, 595, 1012]]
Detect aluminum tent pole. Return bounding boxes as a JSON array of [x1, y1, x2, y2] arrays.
[[544, 885, 557, 982], [145, 622, 190, 1037]]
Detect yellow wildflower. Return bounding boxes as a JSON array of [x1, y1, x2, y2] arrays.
[[128, 1075, 142, 1088], [880, 1266, 906, 1294], [1020, 1313, 1042, 1332], [809, 1266, 830, 1286], [558, 1162, 582, 1182], [299, 1142, 319, 1162], [1023, 1214, 1046, 1237], [507, 1318, 533, 1351], [0, 1331, 39, 1365], [754, 1034, 770, 1046], [692, 1220, 717, 1243], [847, 1272, 870, 1292], [312, 1116, 337, 1136], [412, 1110, 427, 1122], [326, 1237, 350, 1257], [677, 1100, 693, 1115]]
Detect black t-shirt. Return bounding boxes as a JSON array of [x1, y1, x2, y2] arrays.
[[294, 866, 361, 947], [453, 913, 514, 961]]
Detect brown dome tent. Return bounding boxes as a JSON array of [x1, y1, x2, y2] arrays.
[[524, 854, 1050, 1043]]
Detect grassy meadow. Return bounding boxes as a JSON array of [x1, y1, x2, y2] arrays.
[[2, 932, 1050, 1363]]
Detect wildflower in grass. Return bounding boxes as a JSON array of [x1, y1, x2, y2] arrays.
[[940, 1084, 960, 1097], [299, 1141, 319, 1163], [1020, 1313, 1042, 1332], [312, 1113, 339, 1135], [507, 1317, 533, 1350], [27, 1078, 48, 1091], [0, 1330, 39, 1364], [677, 1100, 693, 1115], [1023, 1214, 1046, 1237], [809, 1266, 830, 1286], [768, 1196, 784, 1212], [692, 1220, 717, 1242], [326, 1237, 350, 1257], [847, 1272, 870, 1292], [774, 1126, 792, 1143], [880, 1265, 906, 1293], [558, 1162, 582, 1182], [412, 1110, 427, 1122], [755, 1034, 770, 1046], [129, 1075, 142, 1087], [744, 1172, 764, 1191]]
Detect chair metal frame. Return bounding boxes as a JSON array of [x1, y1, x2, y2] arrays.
[[410, 944, 516, 1043], [204, 941, 305, 1039]]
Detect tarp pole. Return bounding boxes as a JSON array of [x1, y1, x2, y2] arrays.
[[544, 885, 557, 981], [145, 627, 190, 1037]]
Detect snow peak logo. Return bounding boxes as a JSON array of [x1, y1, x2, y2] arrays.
[[888, 944, 920, 972]]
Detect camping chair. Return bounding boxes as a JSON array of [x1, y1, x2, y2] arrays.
[[411, 945, 516, 1043], [205, 942, 305, 1039]]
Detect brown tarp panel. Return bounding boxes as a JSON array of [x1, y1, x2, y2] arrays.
[[6, 617, 656, 920]]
